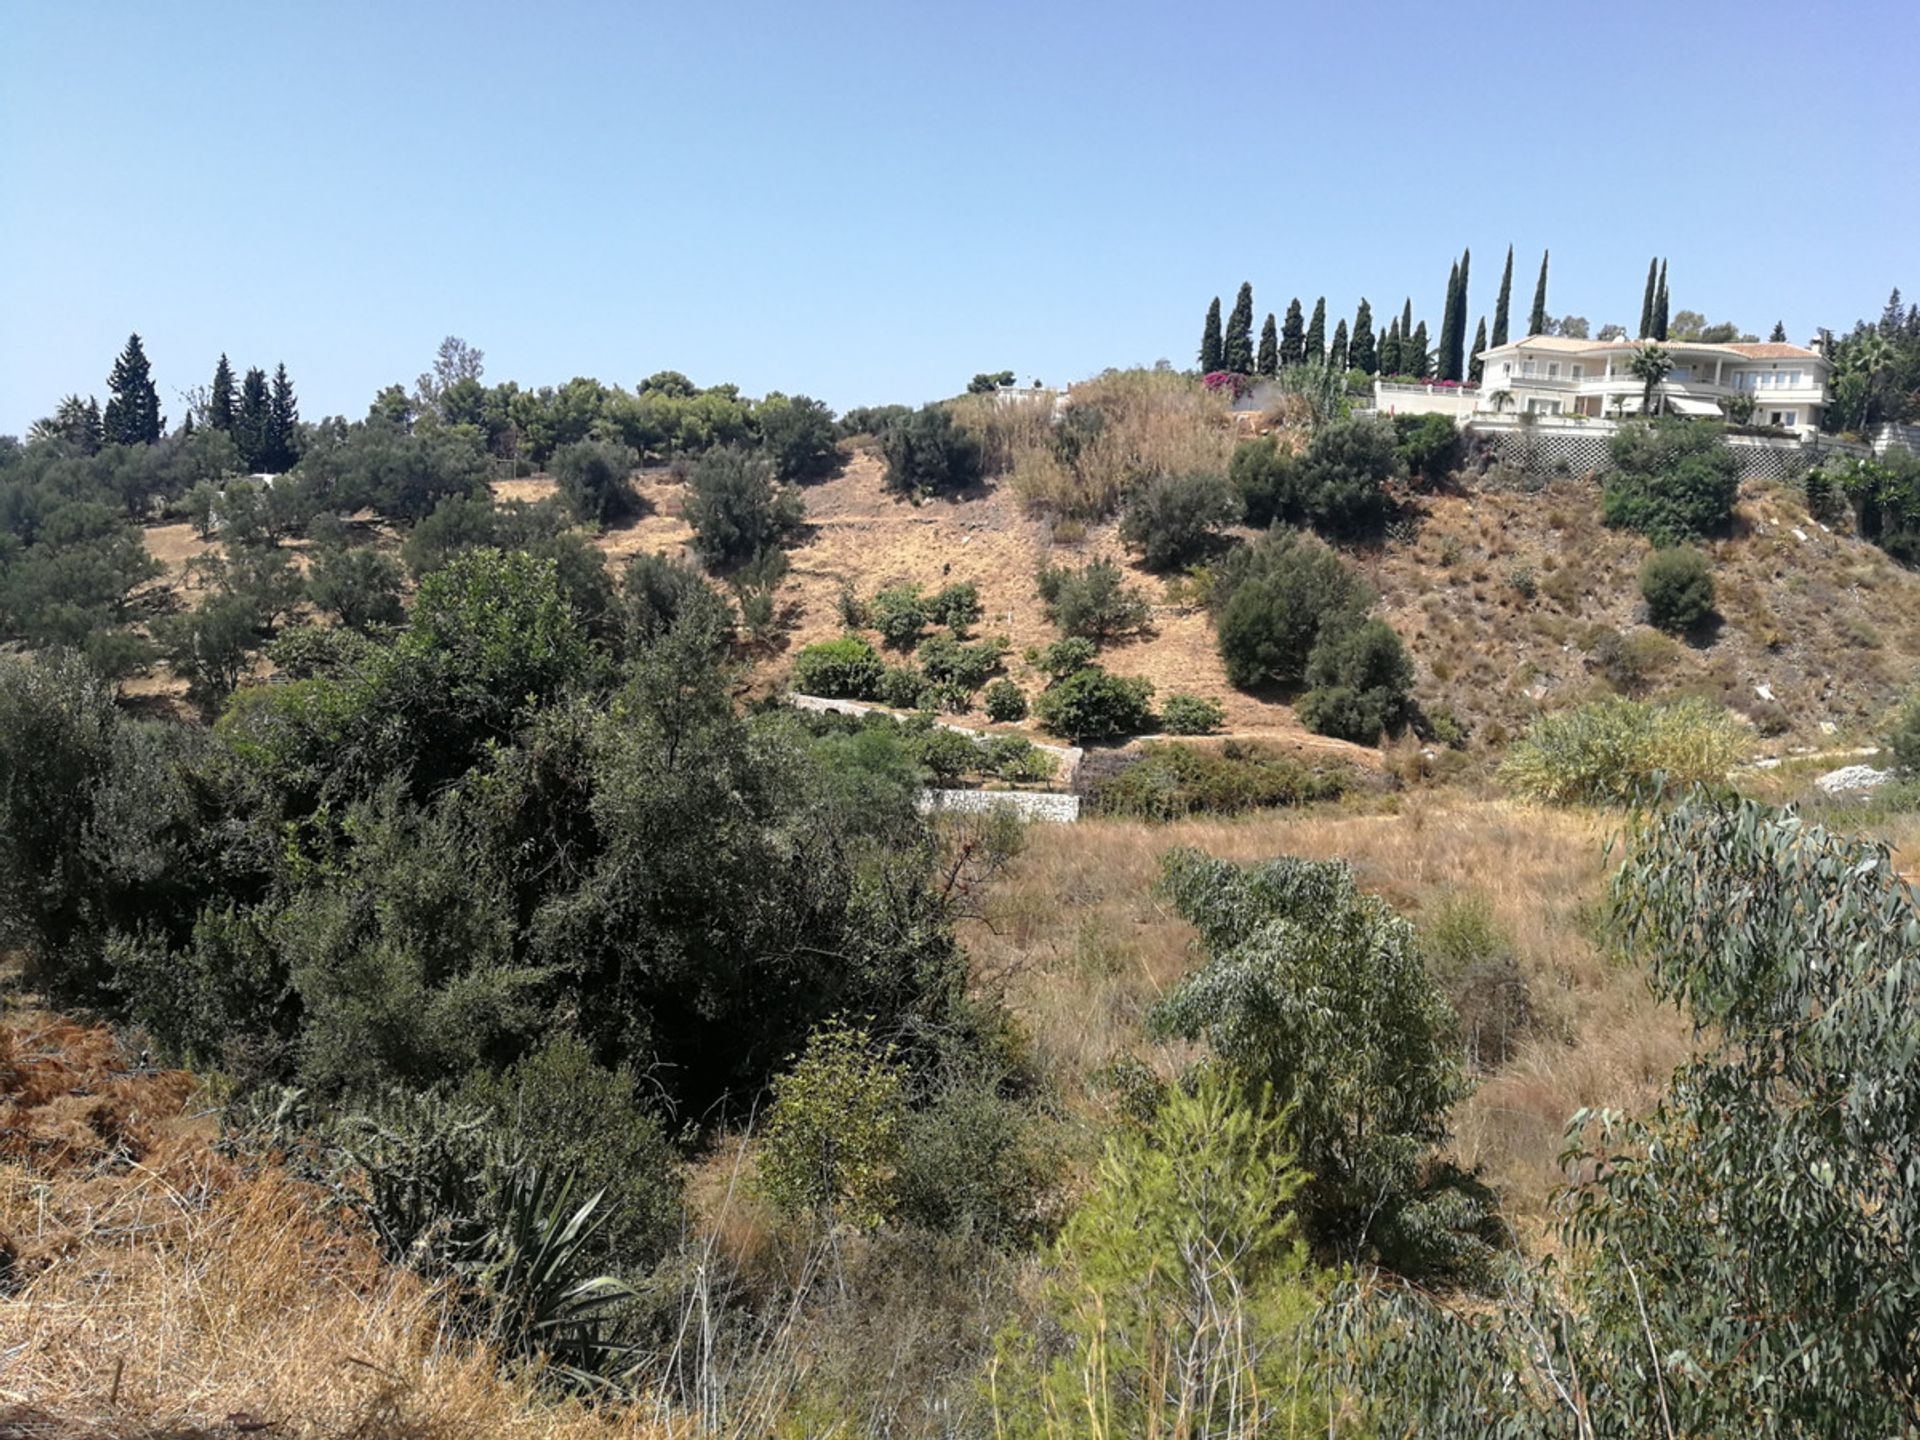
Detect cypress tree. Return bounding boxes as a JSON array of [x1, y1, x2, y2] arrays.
[[1351, 299, 1377, 375], [1409, 321, 1431, 380], [236, 366, 270, 472], [1652, 261, 1669, 341], [102, 332, 164, 445], [1381, 317, 1403, 377], [1199, 297, 1223, 373], [1451, 248, 1471, 380], [1490, 245, 1514, 348], [1639, 257, 1660, 339], [1439, 260, 1462, 382], [1257, 313, 1279, 376], [1400, 298, 1414, 349], [1223, 282, 1256, 374], [1329, 318, 1350, 373], [209, 353, 236, 432], [1527, 251, 1550, 338], [266, 363, 300, 472], [83, 397, 103, 453], [1770, 320, 1787, 343], [1305, 297, 1327, 365], [1279, 298, 1306, 368], [1469, 317, 1488, 382]]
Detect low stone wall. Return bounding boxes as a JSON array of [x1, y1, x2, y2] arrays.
[[918, 789, 1081, 822]]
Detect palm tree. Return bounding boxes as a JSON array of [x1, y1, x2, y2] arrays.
[[1628, 344, 1674, 418], [1843, 332, 1895, 430]]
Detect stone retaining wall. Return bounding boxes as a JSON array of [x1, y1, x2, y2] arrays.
[[918, 789, 1081, 822]]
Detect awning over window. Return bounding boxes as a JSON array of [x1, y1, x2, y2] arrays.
[[1663, 394, 1722, 417]]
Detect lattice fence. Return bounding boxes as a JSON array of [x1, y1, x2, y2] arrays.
[[1468, 424, 1850, 484]]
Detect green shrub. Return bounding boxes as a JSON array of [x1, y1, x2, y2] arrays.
[[1118, 470, 1239, 571], [983, 678, 1027, 722], [1158, 692, 1225, 735], [912, 724, 985, 782], [1500, 695, 1747, 805], [1154, 849, 1495, 1281], [684, 447, 802, 566], [982, 734, 1055, 783], [877, 664, 929, 709], [1422, 893, 1534, 1070], [869, 582, 928, 648], [1298, 617, 1414, 743], [1887, 694, 1920, 775], [893, 1079, 1054, 1244], [1639, 546, 1715, 634], [1228, 435, 1300, 528], [551, 439, 638, 524], [305, 545, 405, 632], [791, 635, 885, 699], [1213, 530, 1371, 689], [1294, 414, 1402, 538], [1091, 741, 1345, 820], [1601, 419, 1739, 545], [1033, 666, 1155, 743], [926, 581, 984, 632], [1034, 635, 1097, 680], [1036, 560, 1150, 639], [1393, 412, 1464, 487], [880, 405, 983, 500], [758, 1023, 907, 1232], [916, 633, 1004, 693], [754, 393, 841, 483], [623, 550, 729, 643]]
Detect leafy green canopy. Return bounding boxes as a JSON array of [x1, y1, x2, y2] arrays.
[[1336, 797, 1920, 1436], [1153, 849, 1497, 1283]]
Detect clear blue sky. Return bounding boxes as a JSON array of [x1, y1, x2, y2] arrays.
[[3, 0, 1915, 434]]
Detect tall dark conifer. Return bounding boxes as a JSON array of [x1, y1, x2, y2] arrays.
[[1653, 261, 1670, 341], [1770, 320, 1787, 343], [1439, 260, 1462, 382], [266, 363, 300, 472], [1400, 298, 1414, 349], [1450, 248, 1471, 380], [1279, 298, 1306, 368], [209, 354, 236, 432], [1381, 317, 1403, 377], [1527, 251, 1550, 338], [1199, 297, 1223, 372], [1329, 318, 1349, 373], [1639, 257, 1660, 339], [103, 333, 164, 445], [1256, 314, 1279, 376], [1223, 282, 1256, 373], [1351, 299, 1377, 375], [1305, 297, 1326, 365], [1490, 245, 1514, 348], [1409, 321, 1431, 379], [1469, 317, 1488, 382], [236, 366, 271, 472]]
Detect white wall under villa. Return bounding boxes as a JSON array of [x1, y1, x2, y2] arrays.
[[1469, 335, 1831, 435]]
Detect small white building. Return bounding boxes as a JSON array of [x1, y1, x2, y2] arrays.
[[1470, 335, 1831, 435]]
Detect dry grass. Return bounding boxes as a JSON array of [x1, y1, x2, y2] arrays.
[[0, 1010, 670, 1440], [963, 797, 1689, 1239]]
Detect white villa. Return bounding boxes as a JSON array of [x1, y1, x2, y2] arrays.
[[1377, 335, 1832, 437]]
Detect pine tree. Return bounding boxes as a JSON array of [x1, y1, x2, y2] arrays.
[[1257, 313, 1279, 376], [83, 396, 103, 452], [1381, 317, 1403, 377], [1652, 260, 1669, 341], [210, 354, 236, 432], [1770, 320, 1787, 343], [1527, 251, 1550, 338], [1439, 260, 1462, 383], [1469, 317, 1488, 382], [1200, 297, 1224, 373], [1490, 245, 1514, 348], [1409, 321, 1432, 379], [266, 363, 300, 472], [1329, 318, 1350, 373], [236, 366, 270, 472], [1351, 299, 1377, 375], [102, 333, 164, 445], [1639, 257, 1660, 339], [1223, 282, 1256, 374], [1280, 298, 1306, 368]]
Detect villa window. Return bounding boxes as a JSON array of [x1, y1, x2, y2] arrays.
[[1571, 364, 1583, 379], [1547, 362, 1560, 379], [1522, 359, 1537, 377]]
